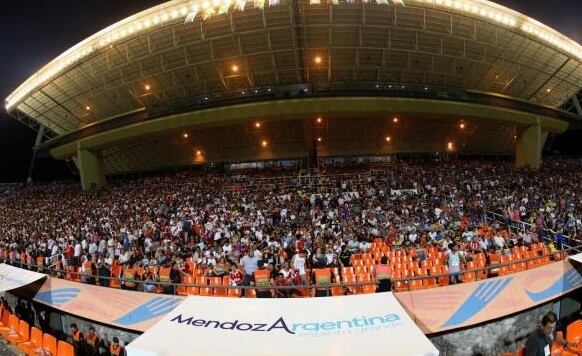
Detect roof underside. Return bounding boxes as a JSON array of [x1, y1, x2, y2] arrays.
[[8, 0, 582, 138], [100, 116, 517, 174]]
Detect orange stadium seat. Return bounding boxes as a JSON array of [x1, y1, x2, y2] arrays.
[[0, 310, 9, 328], [17, 327, 42, 356], [6, 320, 29, 345], [56, 340, 75, 356], [212, 277, 227, 296], [567, 320, 582, 346], [227, 286, 242, 298], [0, 314, 19, 338], [42, 333, 57, 356]]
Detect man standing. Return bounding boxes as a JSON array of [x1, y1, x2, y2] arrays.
[[240, 248, 259, 287], [446, 242, 465, 284], [375, 256, 392, 292], [85, 326, 100, 356], [109, 336, 124, 356], [252, 260, 274, 298], [525, 312, 576, 356], [69, 323, 86, 355]]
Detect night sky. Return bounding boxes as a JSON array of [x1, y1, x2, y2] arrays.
[[0, 0, 580, 183]]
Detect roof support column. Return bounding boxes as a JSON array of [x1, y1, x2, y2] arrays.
[[515, 120, 546, 170], [573, 94, 582, 115], [77, 147, 106, 190], [26, 125, 46, 184]]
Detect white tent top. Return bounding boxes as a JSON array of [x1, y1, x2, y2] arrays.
[[0, 263, 46, 292], [126, 293, 439, 356], [569, 252, 582, 264]]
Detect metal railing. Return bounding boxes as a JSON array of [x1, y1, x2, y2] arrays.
[[484, 210, 582, 251], [2, 244, 579, 297]]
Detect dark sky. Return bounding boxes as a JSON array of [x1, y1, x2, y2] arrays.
[[0, 0, 580, 182]]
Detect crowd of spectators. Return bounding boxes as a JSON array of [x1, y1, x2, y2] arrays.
[[0, 159, 581, 293]]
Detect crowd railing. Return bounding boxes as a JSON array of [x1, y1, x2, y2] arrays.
[[484, 210, 582, 250], [1, 243, 580, 297]]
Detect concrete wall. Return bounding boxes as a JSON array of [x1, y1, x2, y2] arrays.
[[3, 292, 139, 349], [429, 302, 558, 356]]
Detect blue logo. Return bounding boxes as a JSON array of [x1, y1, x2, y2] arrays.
[[442, 277, 513, 327], [113, 297, 182, 325], [35, 288, 81, 306], [170, 313, 403, 337], [526, 268, 582, 302]]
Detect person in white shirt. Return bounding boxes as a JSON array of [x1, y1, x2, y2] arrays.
[[88, 241, 98, 255], [493, 235, 505, 249], [73, 241, 82, 267], [291, 251, 307, 284]]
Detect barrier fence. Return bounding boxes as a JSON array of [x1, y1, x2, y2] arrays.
[[484, 210, 582, 250], [2, 243, 580, 298]]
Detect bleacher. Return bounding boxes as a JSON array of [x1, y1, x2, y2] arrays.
[[0, 307, 74, 356]]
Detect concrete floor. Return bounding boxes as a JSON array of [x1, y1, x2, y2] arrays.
[[0, 337, 23, 356]]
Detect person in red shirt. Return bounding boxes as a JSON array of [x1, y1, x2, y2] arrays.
[[294, 235, 304, 253], [229, 264, 244, 287], [274, 272, 290, 298]]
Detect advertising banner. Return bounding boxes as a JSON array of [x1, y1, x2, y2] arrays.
[[0, 263, 46, 292], [126, 293, 439, 356], [395, 258, 582, 333], [15, 277, 184, 332]]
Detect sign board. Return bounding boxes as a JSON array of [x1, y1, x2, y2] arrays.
[[126, 293, 439, 356], [0, 263, 46, 292]]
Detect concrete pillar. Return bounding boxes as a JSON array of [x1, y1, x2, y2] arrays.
[[515, 123, 545, 170], [77, 148, 106, 190]]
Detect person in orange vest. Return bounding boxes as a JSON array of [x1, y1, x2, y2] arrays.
[[85, 326, 100, 356], [375, 256, 392, 293], [109, 336, 124, 356], [69, 323, 86, 355], [82, 255, 97, 285], [252, 260, 274, 298], [122, 265, 138, 291], [54, 255, 65, 279]]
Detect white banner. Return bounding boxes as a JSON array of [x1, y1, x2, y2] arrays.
[[0, 263, 46, 292], [127, 293, 439, 356], [568, 252, 582, 264]]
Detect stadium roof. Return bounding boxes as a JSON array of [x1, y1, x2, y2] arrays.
[[5, 0, 582, 141]]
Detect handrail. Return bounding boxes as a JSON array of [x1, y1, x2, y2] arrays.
[[2, 243, 579, 296], [484, 210, 582, 247]]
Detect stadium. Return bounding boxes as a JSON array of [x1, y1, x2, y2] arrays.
[[0, 0, 581, 355]]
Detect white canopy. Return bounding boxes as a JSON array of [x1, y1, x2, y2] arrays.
[[0, 263, 46, 292], [568, 252, 582, 264], [126, 293, 439, 356]]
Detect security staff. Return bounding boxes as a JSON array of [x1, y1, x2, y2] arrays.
[[252, 260, 274, 298]]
